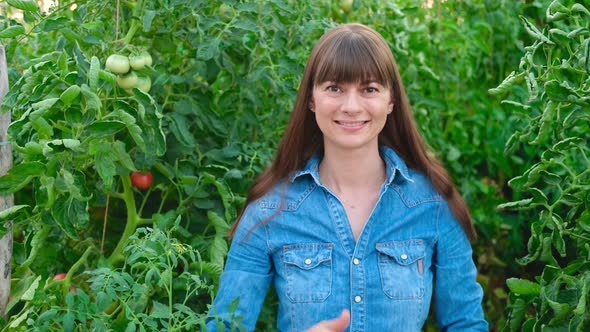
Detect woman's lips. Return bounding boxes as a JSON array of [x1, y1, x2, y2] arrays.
[[335, 120, 369, 129]]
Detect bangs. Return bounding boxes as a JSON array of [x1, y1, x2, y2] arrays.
[[313, 34, 391, 87]]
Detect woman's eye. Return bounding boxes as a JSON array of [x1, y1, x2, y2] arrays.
[[327, 86, 340, 92], [365, 87, 378, 93]]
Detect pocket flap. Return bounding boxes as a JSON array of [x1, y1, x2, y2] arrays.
[[376, 240, 425, 266], [283, 243, 333, 270]]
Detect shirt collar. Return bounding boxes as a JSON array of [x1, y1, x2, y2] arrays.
[[289, 146, 414, 184]]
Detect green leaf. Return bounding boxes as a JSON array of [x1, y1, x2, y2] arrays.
[[90, 141, 118, 189], [89, 56, 100, 90], [63, 311, 75, 332], [551, 230, 566, 257], [37, 308, 58, 323], [539, 170, 561, 186], [98, 69, 116, 85], [113, 141, 135, 171], [520, 16, 554, 44], [498, 198, 534, 210], [124, 322, 136, 332], [108, 109, 145, 151], [0, 162, 46, 195], [208, 211, 229, 235], [531, 101, 557, 145], [51, 194, 89, 240], [552, 137, 583, 151], [506, 278, 541, 296], [529, 188, 548, 204], [6, 0, 38, 11], [202, 172, 235, 221], [60, 85, 81, 107], [488, 71, 524, 95], [0, 205, 30, 222], [573, 274, 589, 315], [31, 97, 59, 112], [20, 275, 41, 301], [167, 113, 195, 147], [150, 300, 170, 319], [31, 117, 54, 138], [0, 25, 25, 38], [507, 298, 527, 331], [80, 84, 101, 113], [197, 39, 220, 61], [87, 120, 126, 137], [143, 10, 156, 32], [210, 236, 228, 268], [571, 3, 590, 17]]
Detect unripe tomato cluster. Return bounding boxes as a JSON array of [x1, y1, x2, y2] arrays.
[[105, 51, 153, 93]]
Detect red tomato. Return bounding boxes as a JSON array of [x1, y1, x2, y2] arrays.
[[53, 273, 67, 280], [130, 171, 153, 190]]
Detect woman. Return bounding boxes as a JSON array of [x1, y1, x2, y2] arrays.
[[207, 23, 488, 331]]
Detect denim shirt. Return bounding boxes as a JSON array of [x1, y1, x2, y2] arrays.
[[207, 146, 488, 331]]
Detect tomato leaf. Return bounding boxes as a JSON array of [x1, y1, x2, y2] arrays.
[[506, 278, 541, 296], [89, 56, 100, 90], [87, 120, 126, 137], [0, 205, 30, 222], [0, 162, 46, 195], [0, 25, 25, 38], [167, 113, 195, 147], [51, 194, 89, 240], [6, 0, 38, 12], [20, 275, 41, 301]]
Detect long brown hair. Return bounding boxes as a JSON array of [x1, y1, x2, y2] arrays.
[[229, 23, 477, 241]]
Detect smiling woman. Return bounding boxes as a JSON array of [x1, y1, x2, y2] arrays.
[[206, 23, 487, 331]]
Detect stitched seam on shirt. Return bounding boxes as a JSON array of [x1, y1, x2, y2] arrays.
[[391, 184, 440, 207], [286, 182, 317, 211], [434, 200, 441, 253]]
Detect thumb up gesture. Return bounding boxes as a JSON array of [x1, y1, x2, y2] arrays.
[[305, 310, 350, 332]]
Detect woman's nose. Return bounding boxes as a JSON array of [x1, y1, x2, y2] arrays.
[[341, 91, 362, 113]]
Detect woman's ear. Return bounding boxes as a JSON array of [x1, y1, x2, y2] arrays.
[[387, 102, 394, 114], [309, 101, 315, 112]]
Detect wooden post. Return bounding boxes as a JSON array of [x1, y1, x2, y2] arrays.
[[0, 45, 13, 317]]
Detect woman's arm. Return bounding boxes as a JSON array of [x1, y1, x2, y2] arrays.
[[206, 204, 273, 331], [434, 200, 488, 331]]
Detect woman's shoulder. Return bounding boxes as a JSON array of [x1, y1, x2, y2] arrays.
[[249, 175, 318, 213], [390, 168, 442, 207]]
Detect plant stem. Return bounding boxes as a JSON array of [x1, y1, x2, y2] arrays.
[[64, 246, 94, 295], [108, 174, 139, 265]]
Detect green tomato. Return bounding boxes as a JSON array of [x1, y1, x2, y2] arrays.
[[136, 76, 152, 93], [128, 54, 146, 70], [340, 0, 353, 13], [116, 71, 139, 89], [105, 54, 130, 74], [140, 51, 153, 66], [219, 4, 234, 22]]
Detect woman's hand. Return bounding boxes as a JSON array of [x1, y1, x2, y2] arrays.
[[305, 309, 350, 332]]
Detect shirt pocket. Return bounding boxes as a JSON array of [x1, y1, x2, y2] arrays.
[[376, 240, 425, 300], [281, 243, 333, 303]]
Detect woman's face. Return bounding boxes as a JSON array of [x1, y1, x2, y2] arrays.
[[311, 79, 393, 153]]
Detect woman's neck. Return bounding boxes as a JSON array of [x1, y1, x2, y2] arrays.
[[318, 145, 386, 193]]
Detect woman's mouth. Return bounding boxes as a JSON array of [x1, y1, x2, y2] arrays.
[[335, 120, 369, 128]]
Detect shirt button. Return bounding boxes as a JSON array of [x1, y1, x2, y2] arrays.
[[354, 295, 362, 303], [304, 259, 312, 265], [401, 254, 408, 260], [353, 258, 360, 265]]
